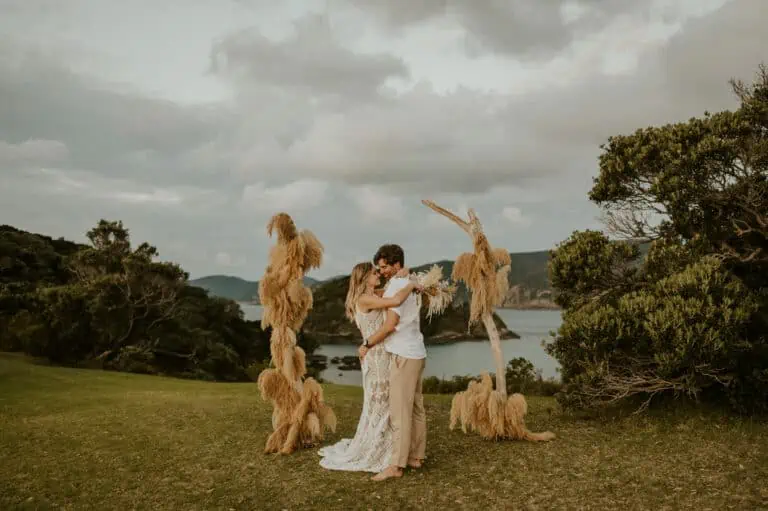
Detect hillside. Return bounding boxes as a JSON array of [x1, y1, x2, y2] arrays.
[[188, 275, 319, 302], [0, 225, 86, 288], [302, 273, 518, 344]]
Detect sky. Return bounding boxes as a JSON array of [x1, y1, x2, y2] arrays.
[[1, 0, 766, 280]]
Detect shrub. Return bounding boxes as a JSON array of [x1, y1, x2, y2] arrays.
[[421, 357, 562, 397]]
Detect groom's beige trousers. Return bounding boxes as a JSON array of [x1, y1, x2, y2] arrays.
[[389, 354, 426, 468]]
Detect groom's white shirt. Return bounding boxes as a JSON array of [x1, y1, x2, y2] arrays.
[[382, 277, 426, 360]]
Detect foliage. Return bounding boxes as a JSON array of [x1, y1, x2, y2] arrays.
[[422, 375, 478, 395], [548, 230, 641, 309], [548, 65, 768, 413], [422, 357, 562, 397], [0, 221, 276, 381], [504, 357, 562, 396]]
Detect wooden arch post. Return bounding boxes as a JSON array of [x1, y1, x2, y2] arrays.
[[256, 213, 336, 454], [422, 200, 555, 442]]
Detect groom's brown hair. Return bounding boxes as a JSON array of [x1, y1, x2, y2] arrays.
[[374, 244, 404, 267]]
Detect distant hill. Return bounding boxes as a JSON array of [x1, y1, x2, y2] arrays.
[[188, 275, 258, 302], [188, 275, 319, 302]]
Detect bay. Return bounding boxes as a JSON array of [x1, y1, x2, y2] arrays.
[[239, 303, 561, 386]]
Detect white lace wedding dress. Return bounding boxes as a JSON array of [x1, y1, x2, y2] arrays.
[[318, 307, 393, 472]]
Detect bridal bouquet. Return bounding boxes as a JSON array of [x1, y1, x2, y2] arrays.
[[410, 264, 456, 320]]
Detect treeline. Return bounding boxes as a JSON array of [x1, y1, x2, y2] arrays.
[[546, 65, 768, 414], [0, 222, 316, 381]]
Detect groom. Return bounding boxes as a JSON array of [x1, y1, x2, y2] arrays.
[[367, 243, 427, 481]]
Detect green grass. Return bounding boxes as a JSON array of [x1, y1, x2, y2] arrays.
[[1, 353, 766, 510]]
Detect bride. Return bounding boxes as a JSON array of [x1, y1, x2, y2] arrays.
[[318, 261, 420, 473]]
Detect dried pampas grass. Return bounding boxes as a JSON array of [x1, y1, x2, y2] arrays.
[[413, 264, 456, 320], [422, 200, 556, 444], [256, 212, 335, 455], [449, 372, 555, 442]]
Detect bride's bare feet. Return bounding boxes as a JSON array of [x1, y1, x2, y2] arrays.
[[407, 458, 423, 469], [371, 466, 403, 482]]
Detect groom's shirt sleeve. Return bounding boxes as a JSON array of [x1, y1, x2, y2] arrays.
[[383, 277, 409, 319]]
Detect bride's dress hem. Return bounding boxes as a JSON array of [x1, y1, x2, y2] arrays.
[[317, 307, 393, 474]]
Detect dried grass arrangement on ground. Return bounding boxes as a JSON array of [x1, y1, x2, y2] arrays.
[[256, 213, 336, 454], [422, 200, 555, 443], [450, 372, 555, 441]]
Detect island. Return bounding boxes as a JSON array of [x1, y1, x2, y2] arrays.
[[301, 274, 519, 345]]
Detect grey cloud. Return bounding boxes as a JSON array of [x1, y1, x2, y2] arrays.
[[6, 4, 759, 199], [210, 14, 409, 99], [511, 0, 766, 150], [0, 139, 68, 167], [0, 49, 231, 186], [1, 0, 765, 281], [342, 0, 654, 58], [662, 0, 767, 113]]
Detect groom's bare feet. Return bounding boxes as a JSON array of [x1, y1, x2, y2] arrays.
[[371, 466, 403, 482], [407, 458, 423, 469]]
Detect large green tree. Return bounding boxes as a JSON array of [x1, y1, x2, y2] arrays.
[[1, 221, 280, 381], [548, 65, 768, 413]]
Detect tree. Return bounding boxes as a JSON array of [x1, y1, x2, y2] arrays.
[[548, 64, 768, 413], [2, 221, 273, 382], [68, 220, 187, 361]]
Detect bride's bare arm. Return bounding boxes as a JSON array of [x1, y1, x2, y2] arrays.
[[358, 281, 420, 310]]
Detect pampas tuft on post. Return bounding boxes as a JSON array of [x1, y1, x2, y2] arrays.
[[422, 200, 554, 443], [256, 213, 336, 454]]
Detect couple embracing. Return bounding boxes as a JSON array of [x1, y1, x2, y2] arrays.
[[318, 243, 426, 481]]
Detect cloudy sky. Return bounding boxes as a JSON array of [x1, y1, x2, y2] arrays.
[[1, 0, 765, 280]]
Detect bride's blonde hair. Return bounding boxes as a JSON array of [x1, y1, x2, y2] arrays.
[[345, 262, 375, 322]]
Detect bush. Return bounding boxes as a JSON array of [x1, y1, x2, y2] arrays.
[[422, 375, 477, 395], [421, 357, 562, 397], [505, 357, 562, 397], [550, 235, 767, 413], [26, 285, 95, 364]]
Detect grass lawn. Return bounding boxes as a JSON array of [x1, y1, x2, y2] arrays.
[[1, 353, 766, 510]]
